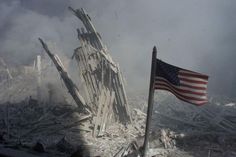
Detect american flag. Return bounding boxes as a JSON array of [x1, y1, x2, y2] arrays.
[[154, 59, 209, 106]]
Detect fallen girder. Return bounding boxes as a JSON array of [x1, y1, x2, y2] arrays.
[[39, 38, 91, 114]]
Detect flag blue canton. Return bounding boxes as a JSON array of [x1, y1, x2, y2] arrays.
[[156, 59, 180, 85]]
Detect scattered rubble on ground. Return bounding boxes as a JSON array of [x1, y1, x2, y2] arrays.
[[0, 7, 235, 157]]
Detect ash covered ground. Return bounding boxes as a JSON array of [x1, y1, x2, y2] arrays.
[[0, 1, 236, 157], [0, 59, 235, 157]]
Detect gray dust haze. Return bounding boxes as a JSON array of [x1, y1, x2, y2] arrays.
[[0, 0, 236, 97]]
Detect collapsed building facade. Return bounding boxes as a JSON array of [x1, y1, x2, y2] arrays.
[[39, 7, 131, 137], [71, 7, 131, 131], [0, 7, 235, 157]]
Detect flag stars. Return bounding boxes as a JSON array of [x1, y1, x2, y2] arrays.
[[156, 60, 180, 85]]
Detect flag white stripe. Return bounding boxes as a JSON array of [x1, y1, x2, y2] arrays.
[[156, 82, 207, 100], [178, 75, 208, 83], [156, 77, 207, 92], [179, 69, 205, 76], [180, 80, 208, 88], [156, 86, 208, 105], [156, 59, 208, 105]]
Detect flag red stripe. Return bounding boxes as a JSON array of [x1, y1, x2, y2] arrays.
[[155, 78, 207, 95], [155, 59, 208, 106], [155, 77, 207, 90], [155, 83, 207, 101], [179, 78, 208, 84], [155, 81, 206, 96], [155, 87, 208, 106], [180, 83, 207, 90], [179, 71, 209, 80], [154, 85, 207, 101]]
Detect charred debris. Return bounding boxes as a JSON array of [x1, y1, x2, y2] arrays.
[[0, 7, 236, 157]]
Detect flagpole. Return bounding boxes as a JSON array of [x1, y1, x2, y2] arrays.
[[143, 46, 157, 157]]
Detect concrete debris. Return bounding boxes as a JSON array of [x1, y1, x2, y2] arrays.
[[0, 90, 149, 156], [153, 92, 236, 134], [0, 7, 235, 157], [0, 87, 236, 156]]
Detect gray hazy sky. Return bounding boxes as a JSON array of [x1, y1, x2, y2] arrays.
[[0, 0, 236, 97]]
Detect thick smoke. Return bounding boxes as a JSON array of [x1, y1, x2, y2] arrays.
[[0, 0, 236, 97]]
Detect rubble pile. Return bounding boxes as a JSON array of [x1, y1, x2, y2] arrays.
[[0, 69, 236, 156], [0, 7, 235, 157], [0, 66, 135, 157], [153, 92, 236, 134], [0, 99, 142, 156]]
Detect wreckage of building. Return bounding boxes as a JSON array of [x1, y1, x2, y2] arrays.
[[0, 6, 236, 157], [39, 7, 131, 137]]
